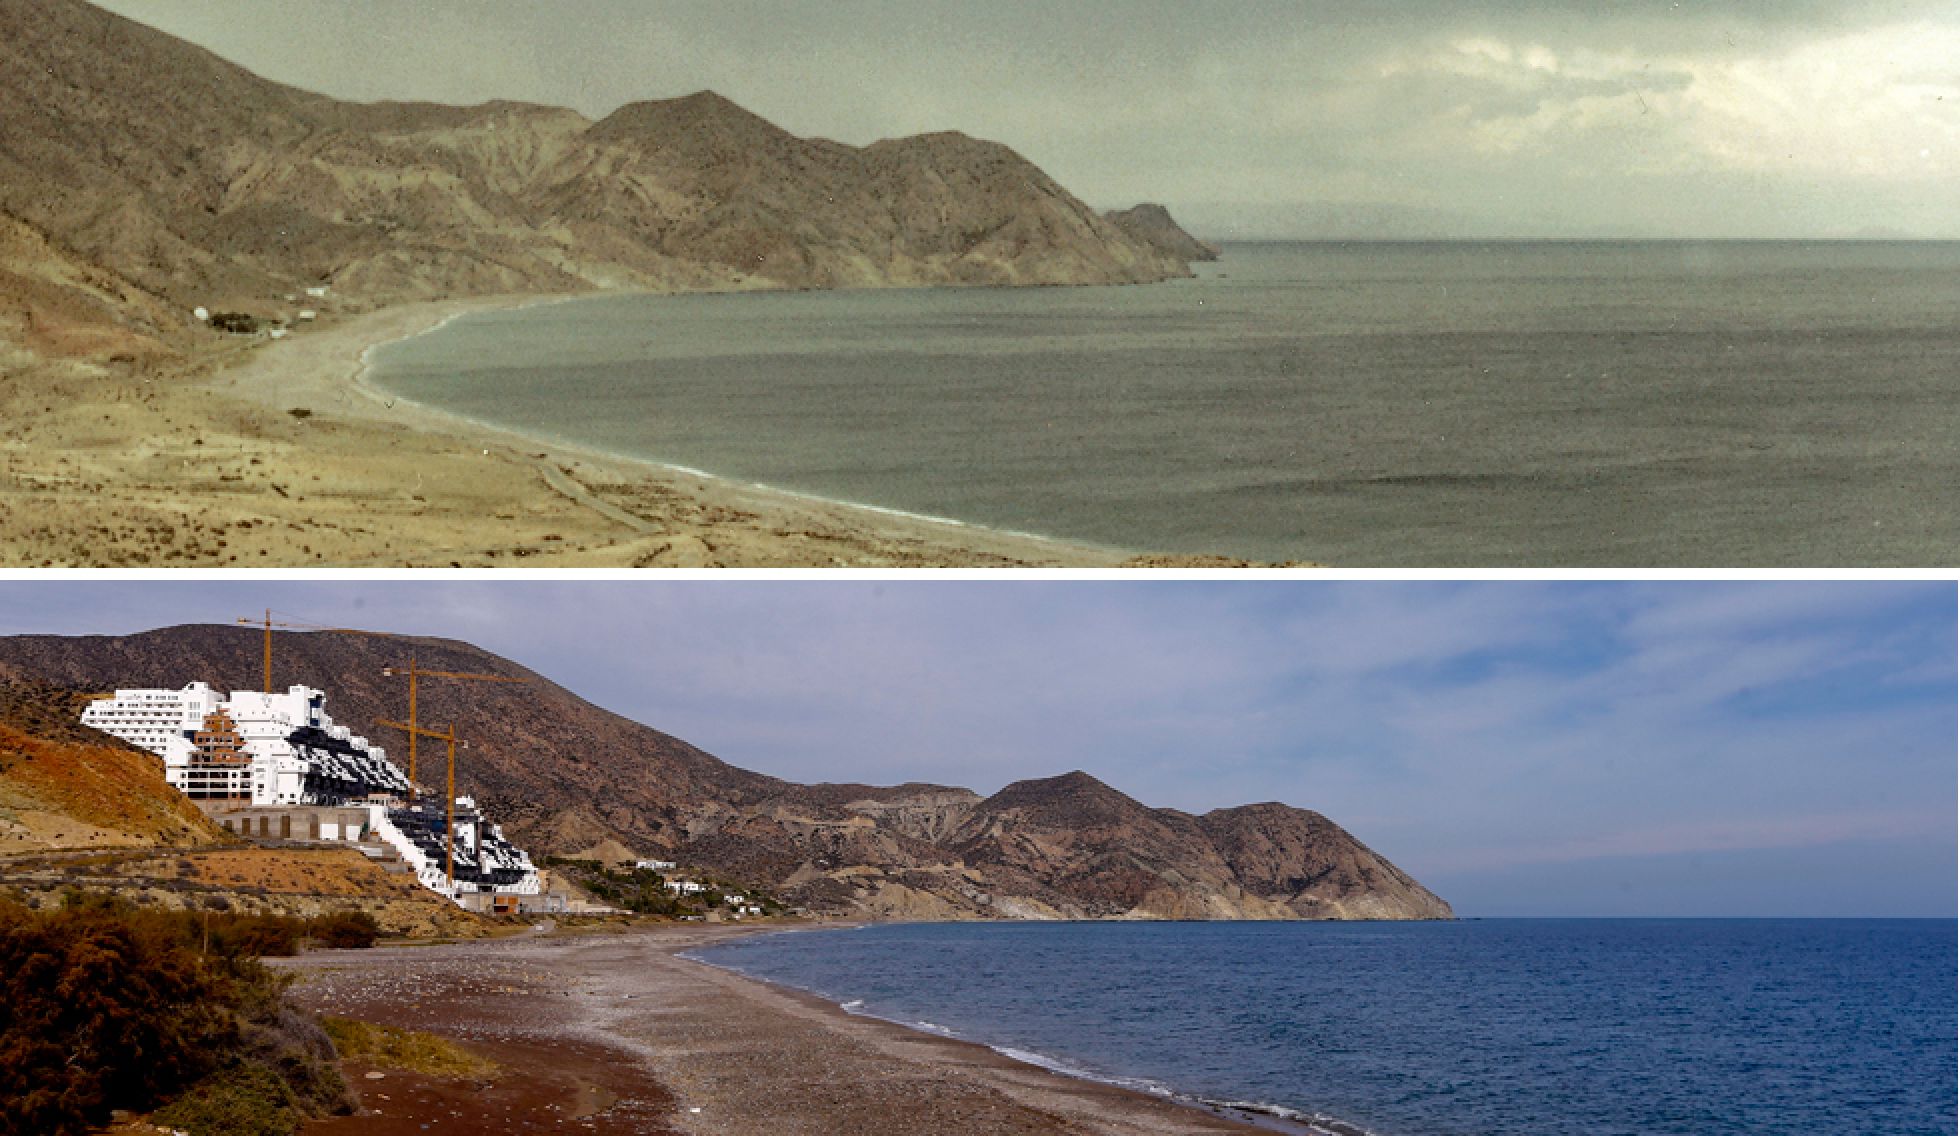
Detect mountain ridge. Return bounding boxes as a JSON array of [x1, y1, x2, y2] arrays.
[[0, 626, 1453, 922], [1, 0, 1213, 359]]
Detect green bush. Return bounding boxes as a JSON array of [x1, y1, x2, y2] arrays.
[[149, 1062, 301, 1136], [304, 911, 380, 950]]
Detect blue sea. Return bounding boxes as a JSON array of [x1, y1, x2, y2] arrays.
[[369, 241, 1960, 566], [690, 920, 1956, 1136]]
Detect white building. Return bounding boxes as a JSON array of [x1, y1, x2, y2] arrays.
[[80, 681, 224, 762], [635, 859, 676, 871], [83, 683, 398, 805], [84, 681, 537, 908]]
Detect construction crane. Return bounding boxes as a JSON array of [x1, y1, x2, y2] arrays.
[[235, 610, 401, 692], [375, 718, 466, 893], [379, 659, 527, 797], [236, 612, 528, 794]]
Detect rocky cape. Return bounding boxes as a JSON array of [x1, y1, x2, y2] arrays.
[[0, 626, 1453, 922], [0, 0, 1210, 361]]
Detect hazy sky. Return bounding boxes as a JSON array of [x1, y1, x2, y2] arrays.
[[1, 579, 1952, 917], [94, 0, 1958, 238]]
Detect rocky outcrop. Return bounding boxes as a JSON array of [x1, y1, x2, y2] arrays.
[[0, 627, 1451, 921], [0, 0, 1206, 359], [1104, 204, 1219, 263]]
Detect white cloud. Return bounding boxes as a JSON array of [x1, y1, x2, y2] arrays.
[[1406, 22, 1960, 183]]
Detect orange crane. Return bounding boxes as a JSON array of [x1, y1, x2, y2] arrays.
[[228, 612, 531, 902], [380, 658, 526, 796], [375, 718, 466, 893], [236, 610, 400, 692], [236, 612, 527, 794]]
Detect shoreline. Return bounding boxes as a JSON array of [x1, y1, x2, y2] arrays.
[[280, 923, 1301, 1136], [206, 291, 1141, 567], [678, 929, 1346, 1136], [5, 281, 1303, 568], [341, 293, 1110, 551]]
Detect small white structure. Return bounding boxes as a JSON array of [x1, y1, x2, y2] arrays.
[[665, 879, 706, 895], [305, 285, 330, 299], [296, 310, 317, 322], [635, 859, 676, 871], [193, 306, 210, 322], [268, 328, 289, 340]]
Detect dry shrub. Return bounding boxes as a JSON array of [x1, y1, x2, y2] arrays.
[[0, 894, 355, 1136]]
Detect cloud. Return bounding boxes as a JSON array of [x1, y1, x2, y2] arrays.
[[1417, 22, 1960, 183], [0, 579, 1951, 914], [90, 0, 1960, 235]]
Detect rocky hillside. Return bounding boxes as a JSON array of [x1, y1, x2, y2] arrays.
[[0, 0, 1211, 360], [1106, 204, 1220, 263], [0, 627, 1452, 921], [0, 682, 227, 853]]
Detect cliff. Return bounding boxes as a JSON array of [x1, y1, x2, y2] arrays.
[[0, 0, 1205, 360], [0, 626, 1452, 921]]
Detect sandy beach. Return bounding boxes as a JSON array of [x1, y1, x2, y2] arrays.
[[278, 923, 1286, 1136], [3, 292, 1237, 568]]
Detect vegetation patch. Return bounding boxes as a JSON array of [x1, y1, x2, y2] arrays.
[[320, 1017, 498, 1079], [149, 1061, 307, 1136], [0, 892, 353, 1136], [542, 856, 784, 917]]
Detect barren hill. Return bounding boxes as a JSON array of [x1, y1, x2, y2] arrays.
[[0, 627, 1452, 921], [1106, 204, 1221, 263], [0, 682, 226, 853], [0, 0, 1211, 360]]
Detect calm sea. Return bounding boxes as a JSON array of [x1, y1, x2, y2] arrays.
[[691, 921, 1956, 1136], [369, 242, 1960, 566]]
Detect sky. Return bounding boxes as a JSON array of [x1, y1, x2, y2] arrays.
[[0, 579, 1952, 918], [93, 1, 1959, 238]]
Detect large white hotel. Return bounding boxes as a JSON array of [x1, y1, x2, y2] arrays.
[[82, 682, 536, 906], [83, 682, 407, 806]]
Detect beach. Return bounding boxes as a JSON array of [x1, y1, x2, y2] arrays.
[[278, 923, 1281, 1136], [2, 294, 1203, 568]]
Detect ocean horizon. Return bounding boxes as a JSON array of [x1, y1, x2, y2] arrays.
[[691, 918, 1957, 1136]]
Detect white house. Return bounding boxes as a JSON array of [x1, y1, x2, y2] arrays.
[[665, 879, 706, 895], [635, 859, 676, 871]]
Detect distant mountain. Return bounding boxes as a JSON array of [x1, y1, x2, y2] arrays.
[[0, 626, 1453, 921], [0, 0, 1206, 359]]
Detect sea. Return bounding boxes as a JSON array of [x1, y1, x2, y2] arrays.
[[689, 920, 1956, 1136], [367, 241, 1960, 566]]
